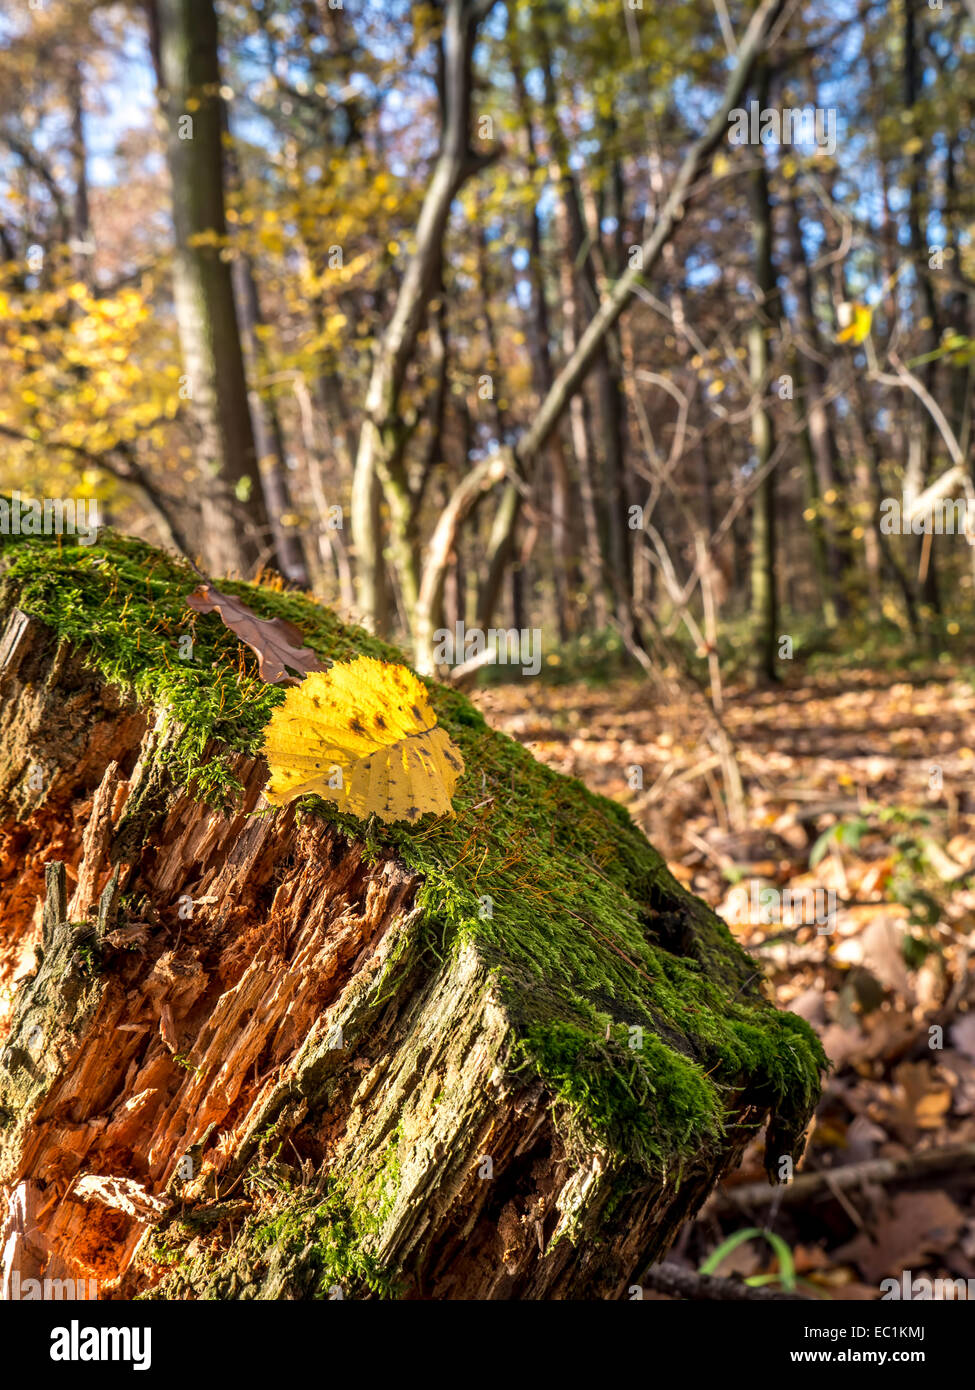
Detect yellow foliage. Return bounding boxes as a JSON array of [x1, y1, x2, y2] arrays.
[[0, 259, 180, 498], [261, 657, 465, 824], [836, 302, 872, 345]]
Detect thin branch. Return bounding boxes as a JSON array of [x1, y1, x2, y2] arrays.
[[0, 423, 194, 560], [639, 1262, 811, 1302], [718, 1143, 975, 1212]]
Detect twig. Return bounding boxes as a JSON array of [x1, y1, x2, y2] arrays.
[[717, 1143, 975, 1211], [639, 1262, 810, 1302]]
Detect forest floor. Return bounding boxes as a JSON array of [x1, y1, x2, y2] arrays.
[[475, 662, 975, 1299]]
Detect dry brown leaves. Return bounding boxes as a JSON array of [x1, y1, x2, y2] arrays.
[[186, 583, 330, 685]]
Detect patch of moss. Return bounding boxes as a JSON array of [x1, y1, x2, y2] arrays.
[[142, 1184, 396, 1300], [146, 1139, 404, 1300], [247, 1178, 399, 1299], [513, 1020, 723, 1167], [0, 529, 826, 1181]]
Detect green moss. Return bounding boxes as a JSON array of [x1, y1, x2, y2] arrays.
[[146, 1138, 404, 1300], [0, 529, 826, 1182], [248, 1179, 399, 1299], [142, 1181, 397, 1300], [513, 1020, 723, 1167]]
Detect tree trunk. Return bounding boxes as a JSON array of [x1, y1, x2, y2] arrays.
[[747, 67, 779, 684], [0, 532, 823, 1301], [231, 256, 311, 587], [67, 60, 92, 287], [783, 178, 846, 622], [511, 49, 573, 642], [351, 0, 496, 630], [537, 26, 628, 630], [902, 0, 942, 616], [148, 0, 271, 578]]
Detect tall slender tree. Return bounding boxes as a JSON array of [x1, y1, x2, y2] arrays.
[[747, 63, 779, 682], [147, 0, 270, 577]]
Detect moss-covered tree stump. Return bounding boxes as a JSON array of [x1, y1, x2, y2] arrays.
[[0, 533, 824, 1300]]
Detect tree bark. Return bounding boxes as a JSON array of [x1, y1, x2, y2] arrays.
[[148, 0, 271, 578], [511, 48, 574, 641], [231, 256, 311, 587]]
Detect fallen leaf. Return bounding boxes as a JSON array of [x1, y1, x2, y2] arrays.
[[843, 1113, 888, 1164], [859, 858, 893, 896], [186, 583, 329, 685], [888, 1060, 953, 1138], [859, 914, 912, 995], [261, 656, 464, 824], [793, 1243, 830, 1274], [833, 1191, 964, 1283]]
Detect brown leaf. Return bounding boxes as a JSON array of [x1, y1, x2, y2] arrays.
[[792, 1243, 830, 1274], [888, 1060, 954, 1139], [833, 1191, 965, 1283], [186, 583, 330, 686], [859, 914, 912, 995]]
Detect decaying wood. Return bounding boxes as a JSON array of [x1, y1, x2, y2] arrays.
[[0, 608, 809, 1300]]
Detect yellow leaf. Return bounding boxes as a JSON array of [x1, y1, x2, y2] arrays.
[[836, 302, 872, 345], [261, 656, 464, 824]]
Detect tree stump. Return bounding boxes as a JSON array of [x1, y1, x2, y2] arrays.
[[0, 532, 824, 1300]]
